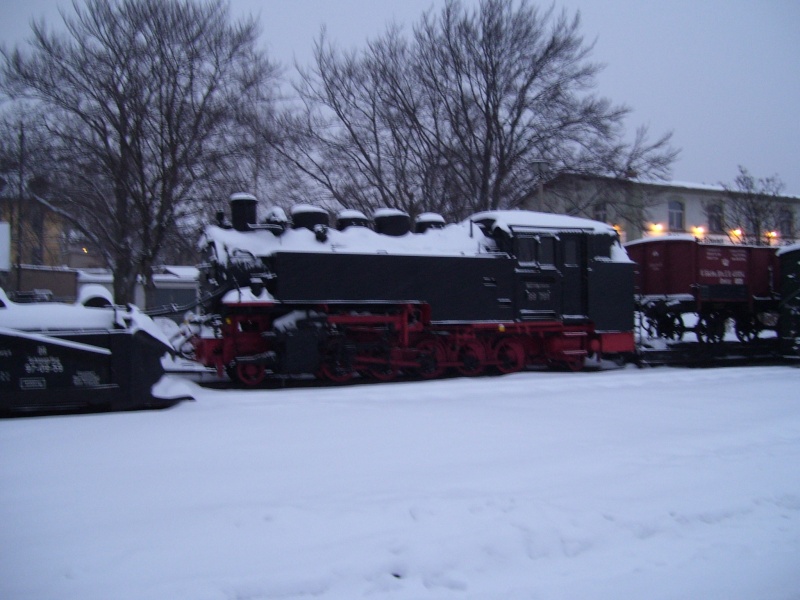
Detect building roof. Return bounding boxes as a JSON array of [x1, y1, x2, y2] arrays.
[[546, 173, 800, 202]]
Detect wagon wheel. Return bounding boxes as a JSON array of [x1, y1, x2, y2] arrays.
[[414, 339, 447, 379], [494, 339, 526, 374], [644, 316, 659, 338], [734, 314, 759, 343], [230, 362, 266, 387], [657, 313, 684, 341], [696, 312, 726, 344], [456, 340, 486, 377], [319, 341, 355, 383]]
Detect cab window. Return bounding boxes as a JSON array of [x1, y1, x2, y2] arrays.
[[564, 239, 578, 266], [538, 237, 555, 266], [516, 237, 536, 264], [516, 235, 556, 266]]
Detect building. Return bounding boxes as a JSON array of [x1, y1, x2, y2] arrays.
[[0, 194, 105, 272], [534, 173, 800, 246]]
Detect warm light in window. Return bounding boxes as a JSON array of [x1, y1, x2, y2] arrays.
[[612, 224, 622, 233]]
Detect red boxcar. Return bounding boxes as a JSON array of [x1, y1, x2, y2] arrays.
[[625, 236, 780, 343]]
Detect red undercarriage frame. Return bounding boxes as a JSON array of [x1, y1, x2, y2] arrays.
[[192, 301, 635, 387]]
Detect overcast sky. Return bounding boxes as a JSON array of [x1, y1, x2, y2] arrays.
[[2, 0, 798, 194]]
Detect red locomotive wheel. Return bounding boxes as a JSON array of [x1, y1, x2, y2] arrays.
[[456, 340, 486, 377], [363, 348, 399, 382], [235, 362, 266, 387], [494, 339, 526, 374], [319, 355, 354, 383], [320, 361, 354, 383], [415, 339, 446, 379], [318, 339, 355, 383], [366, 365, 398, 382]]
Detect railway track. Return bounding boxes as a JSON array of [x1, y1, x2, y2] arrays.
[[636, 337, 788, 367]]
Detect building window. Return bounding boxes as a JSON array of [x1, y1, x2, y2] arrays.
[[668, 199, 685, 231], [778, 208, 794, 239], [707, 203, 724, 233], [593, 201, 608, 223]]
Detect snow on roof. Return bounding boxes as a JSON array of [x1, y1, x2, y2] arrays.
[[202, 209, 628, 266], [0, 298, 119, 331], [471, 210, 617, 235], [77, 269, 114, 284], [776, 243, 800, 256], [556, 173, 800, 200], [161, 266, 200, 280], [203, 219, 494, 263], [0, 292, 172, 349], [657, 180, 727, 192], [637, 178, 800, 200], [624, 234, 697, 247]]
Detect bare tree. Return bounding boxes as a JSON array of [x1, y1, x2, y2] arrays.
[[722, 166, 788, 245], [285, 0, 677, 221], [278, 27, 433, 217], [1, 0, 279, 303]]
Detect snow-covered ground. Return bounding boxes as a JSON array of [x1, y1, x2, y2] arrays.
[[2, 365, 800, 600]]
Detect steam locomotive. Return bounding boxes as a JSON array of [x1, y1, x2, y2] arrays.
[[190, 194, 636, 386]]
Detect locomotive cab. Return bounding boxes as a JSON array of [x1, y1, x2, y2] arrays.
[[473, 213, 633, 333]]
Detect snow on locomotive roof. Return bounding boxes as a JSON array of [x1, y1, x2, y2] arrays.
[[203, 220, 491, 262], [471, 210, 617, 235], [201, 209, 623, 264]]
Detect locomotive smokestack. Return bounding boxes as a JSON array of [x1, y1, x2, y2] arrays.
[[230, 193, 257, 232]]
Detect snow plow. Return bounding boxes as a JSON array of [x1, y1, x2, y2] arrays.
[[0, 289, 185, 415]]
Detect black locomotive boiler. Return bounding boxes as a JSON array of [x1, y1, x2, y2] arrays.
[[190, 194, 636, 386]]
